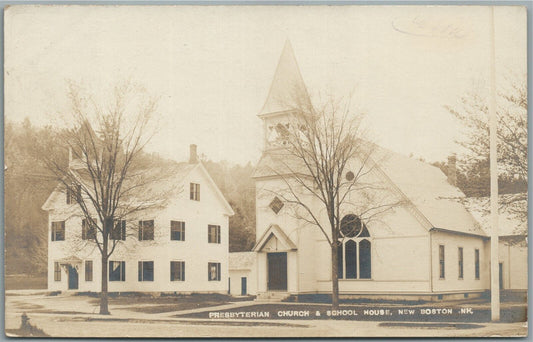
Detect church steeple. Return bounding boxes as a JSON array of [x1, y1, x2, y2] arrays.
[[259, 40, 310, 150], [259, 40, 309, 117]]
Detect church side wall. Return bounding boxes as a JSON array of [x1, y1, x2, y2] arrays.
[[315, 235, 431, 294], [496, 240, 527, 291], [431, 231, 488, 293]]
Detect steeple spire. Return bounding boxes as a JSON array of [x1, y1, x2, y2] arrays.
[[259, 40, 310, 116]]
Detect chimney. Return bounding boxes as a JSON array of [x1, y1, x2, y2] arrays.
[[447, 154, 457, 186], [189, 144, 198, 164]]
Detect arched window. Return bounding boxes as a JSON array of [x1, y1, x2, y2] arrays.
[[337, 214, 372, 280], [340, 214, 361, 237], [345, 240, 357, 279], [359, 239, 371, 279]]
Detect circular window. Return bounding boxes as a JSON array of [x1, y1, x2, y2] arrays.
[[340, 214, 362, 237], [346, 171, 355, 181]]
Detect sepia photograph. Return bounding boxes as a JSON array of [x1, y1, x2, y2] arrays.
[[3, 4, 528, 338]]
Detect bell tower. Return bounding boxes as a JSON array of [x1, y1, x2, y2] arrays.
[[258, 40, 310, 150]]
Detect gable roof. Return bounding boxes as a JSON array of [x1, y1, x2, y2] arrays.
[[463, 195, 527, 237], [42, 159, 234, 217], [373, 147, 485, 236], [259, 40, 310, 117], [253, 146, 485, 237], [253, 224, 297, 252], [196, 162, 234, 216], [41, 161, 196, 211]]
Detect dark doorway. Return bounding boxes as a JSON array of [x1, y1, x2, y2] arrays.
[[267, 252, 287, 291], [499, 263, 503, 289], [68, 265, 79, 290], [241, 277, 247, 295]]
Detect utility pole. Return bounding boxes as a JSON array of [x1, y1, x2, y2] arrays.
[[489, 6, 500, 322]]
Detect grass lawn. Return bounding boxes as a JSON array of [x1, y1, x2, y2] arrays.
[[129, 302, 229, 314], [85, 293, 248, 313], [5, 274, 47, 290]]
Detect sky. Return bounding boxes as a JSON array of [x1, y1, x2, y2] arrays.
[[4, 5, 527, 165]]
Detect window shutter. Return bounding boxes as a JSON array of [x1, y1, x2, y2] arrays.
[[182, 262, 185, 281], [121, 261, 126, 281], [217, 263, 221, 281], [138, 221, 142, 240], [121, 221, 126, 240]]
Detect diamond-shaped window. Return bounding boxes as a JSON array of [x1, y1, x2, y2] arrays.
[[269, 197, 284, 214]]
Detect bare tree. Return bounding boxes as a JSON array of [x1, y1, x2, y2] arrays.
[[41, 82, 176, 314], [446, 75, 527, 224], [263, 95, 405, 309]]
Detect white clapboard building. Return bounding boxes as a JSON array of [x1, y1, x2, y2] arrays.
[[239, 41, 527, 301], [43, 145, 234, 293]]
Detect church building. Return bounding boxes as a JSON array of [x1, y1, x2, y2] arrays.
[[245, 41, 526, 301]]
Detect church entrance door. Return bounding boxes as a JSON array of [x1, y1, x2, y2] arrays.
[[267, 252, 287, 291]]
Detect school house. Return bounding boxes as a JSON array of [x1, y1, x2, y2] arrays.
[[43, 145, 234, 293]]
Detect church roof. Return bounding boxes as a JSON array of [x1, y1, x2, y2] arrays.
[[373, 147, 485, 236], [463, 195, 527, 237], [253, 146, 486, 237], [259, 40, 310, 116]]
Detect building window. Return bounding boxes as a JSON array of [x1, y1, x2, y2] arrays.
[[337, 215, 372, 280], [340, 214, 366, 238], [208, 262, 221, 281], [170, 221, 185, 241], [190, 183, 200, 201], [138, 220, 154, 240], [458, 247, 464, 279], [85, 260, 93, 281], [54, 262, 61, 281], [345, 240, 357, 279], [66, 184, 81, 205], [208, 225, 221, 244], [109, 261, 126, 281], [345, 171, 355, 181], [269, 197, 284, 214], [439, 245, 445, 279], [51, 221, 65, 241], [170, 261, 185, 281], [359, 239, 372, 279], [112, 220, 126, 241], [82, 218, 96, 240], [138, 261, 154, 281], [475, 249, 480, 280]]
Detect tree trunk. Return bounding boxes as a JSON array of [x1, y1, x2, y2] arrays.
[[100, 225, 110, 315], [100, 254, 110, 315], [331, 242, 340, 310]]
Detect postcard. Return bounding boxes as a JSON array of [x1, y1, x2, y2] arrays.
[[4, 4, 527, 338]]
